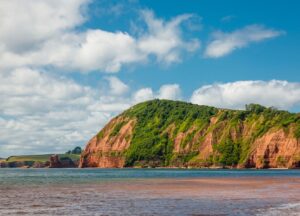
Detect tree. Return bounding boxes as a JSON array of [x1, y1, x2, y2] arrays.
[[245, 104, 266, 114], [71, 146, 82, 154], [66, 147, 82, 155]]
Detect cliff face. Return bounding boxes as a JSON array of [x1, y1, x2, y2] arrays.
[[79, 117, 135, 168], [80, 100, 300, 169], [245, 130, 300, 168]]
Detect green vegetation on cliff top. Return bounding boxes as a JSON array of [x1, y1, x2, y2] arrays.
[[123, 100, 217, 166], [109, 100, 300, 167]]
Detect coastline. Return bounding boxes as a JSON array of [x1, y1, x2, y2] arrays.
[[0, 165, 298, 169]]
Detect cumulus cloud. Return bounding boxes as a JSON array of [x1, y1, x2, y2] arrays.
[[191, 80, 300, 110], [105, 76, 129, 95], [0, 30, 143, 73], [158, 84, 181, 100], [0, 1, 200, 72], [0, 68, 105, 156], [204, 25, 284, 58], [0, 67, 181, 157], [133, 84, 181, 103], [0, 68, 91, 116], [133, 88, 154, 103], [0, 68, 132, 156], [137, 10, 200, 63], [0, 0, 87, 53]]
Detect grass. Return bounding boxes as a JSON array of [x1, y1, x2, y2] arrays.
[[6, 154, 80, 163], [110, 121, 126, 137]]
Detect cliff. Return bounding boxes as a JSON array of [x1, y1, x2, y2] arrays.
[[80, 99, 300, 169]]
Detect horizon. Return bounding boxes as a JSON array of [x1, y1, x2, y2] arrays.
[[1, 0, 300, 157]]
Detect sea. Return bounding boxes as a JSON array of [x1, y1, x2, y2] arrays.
[[0, 168, 300, 215]]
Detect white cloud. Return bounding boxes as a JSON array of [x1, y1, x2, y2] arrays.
[[138, 10, 200, 63], [191, 80, 300, 110], [0, 68, 91, 116], [133, 88, 154, 103], [71, 30, 143, 72], [0, 67, 181, 157], [0, 0, 87, 53], [0, 1, 200, 72], [133, 84, 181, 103], [0, 69, 92, 156], [204, 25, 284, 58], [0, 68, 130, 156], [158, 84, 181, 100], [0, 30, 144, 73], [105, 76, 129, 95]]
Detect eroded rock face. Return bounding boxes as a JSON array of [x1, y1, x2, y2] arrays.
[[49, 155, 77, 168], [81, 121, 300, 169], [246, 130, 300, 168], [79, 117, 135, 168], [49, 155, 62, 168]]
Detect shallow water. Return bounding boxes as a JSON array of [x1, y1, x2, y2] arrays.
[[0, 169, 300, 215]]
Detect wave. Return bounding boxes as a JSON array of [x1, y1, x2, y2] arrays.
[[256, 202, 300, 216]]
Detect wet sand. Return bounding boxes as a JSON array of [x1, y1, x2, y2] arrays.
[[1, 177, 300, 215]]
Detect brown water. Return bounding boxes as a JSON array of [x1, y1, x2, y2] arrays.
[[1, 169, 300, 215]]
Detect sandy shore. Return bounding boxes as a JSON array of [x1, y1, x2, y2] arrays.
[[1, 177, 300, 215]]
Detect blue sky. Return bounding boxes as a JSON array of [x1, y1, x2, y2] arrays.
[[0, 0, 299, 156], [72, 0, 300, 102], [83, 0, 299, 83]]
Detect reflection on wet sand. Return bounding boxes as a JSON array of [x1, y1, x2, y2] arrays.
[[1, 177, 300, 215]]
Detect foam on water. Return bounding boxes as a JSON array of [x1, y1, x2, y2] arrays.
[[256, 203, 300, 216]]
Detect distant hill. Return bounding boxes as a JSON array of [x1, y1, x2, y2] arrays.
[[6, 154, 80, 163], [1, 146, 83, 168], [80, 99, 300, 169], [1, 154, 80, 168]]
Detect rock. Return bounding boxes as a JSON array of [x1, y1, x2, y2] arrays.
[[32, 161, 47, 168], [49, 154, 62, 168], [60, 157, 76, 168], [0, 161, 8, 168], [49, 154, 77, 168], [79, 116, 135, 168], [245, 130, 300, 168]]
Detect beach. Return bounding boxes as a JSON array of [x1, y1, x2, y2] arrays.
[[0, 169, 300, 215]]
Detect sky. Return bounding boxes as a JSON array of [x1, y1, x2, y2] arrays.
[[0, 0, 300, 157]]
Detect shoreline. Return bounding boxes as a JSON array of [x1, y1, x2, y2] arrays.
[[0, 166, 298, 169], [0, 166, 300, 170]]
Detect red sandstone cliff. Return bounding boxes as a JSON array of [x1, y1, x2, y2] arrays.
[[79, 100, 300, 169], [79, 116, 136, 168]]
